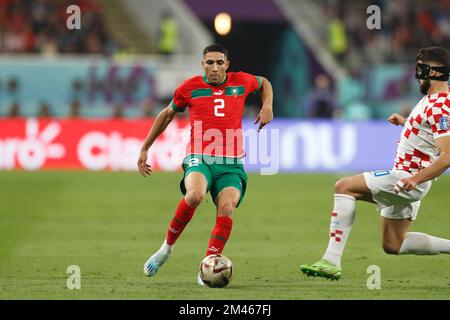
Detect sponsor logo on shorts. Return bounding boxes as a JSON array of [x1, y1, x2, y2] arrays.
[[372, 170, 390, 177]]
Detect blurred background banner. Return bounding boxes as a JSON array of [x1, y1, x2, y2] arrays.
[[0, 118, 400, 172]]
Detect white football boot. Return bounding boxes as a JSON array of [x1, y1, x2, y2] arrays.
[[143, 241, 173, 277]]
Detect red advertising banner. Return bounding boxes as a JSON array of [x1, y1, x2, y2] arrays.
[[0, 118, 190, 171]]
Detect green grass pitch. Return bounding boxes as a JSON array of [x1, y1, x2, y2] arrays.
[[0, 171, 449, 299]]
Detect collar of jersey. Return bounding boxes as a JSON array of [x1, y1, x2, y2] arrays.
[[427, 86, 450, 100], [203, 74, 228, 86]]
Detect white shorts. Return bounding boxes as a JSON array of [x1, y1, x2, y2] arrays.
[[363, 170, 432, 221]]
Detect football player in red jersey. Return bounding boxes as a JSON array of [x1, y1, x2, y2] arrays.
[[138, 44, 273, 284]]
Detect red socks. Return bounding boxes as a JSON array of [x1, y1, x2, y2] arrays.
[[165, 199, 233, 256], [206, 216, 233, 256], [165, 198, 196, 245]]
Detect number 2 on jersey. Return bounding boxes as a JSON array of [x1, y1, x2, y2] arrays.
[[214, 99, 225, 117]]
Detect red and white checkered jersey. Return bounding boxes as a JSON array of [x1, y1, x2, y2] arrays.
[[394, 89, 450, 173]]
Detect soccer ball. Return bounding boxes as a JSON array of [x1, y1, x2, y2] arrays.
[[199, 254, 233, 288]]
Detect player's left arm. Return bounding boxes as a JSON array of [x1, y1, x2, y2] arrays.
[[387, 113, 406, 126], [254, 77, 273, 132], [397, 136, 450, 192]]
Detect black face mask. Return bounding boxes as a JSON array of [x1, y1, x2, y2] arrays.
[[415, 63, 450, 81]]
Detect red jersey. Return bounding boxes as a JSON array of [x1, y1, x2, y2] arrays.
[[171, 72, 262, 158]]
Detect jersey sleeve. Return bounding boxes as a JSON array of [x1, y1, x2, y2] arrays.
[[238, 72, 263, 95], [171, 84, 188, 113], [425, 100, 450, 139]]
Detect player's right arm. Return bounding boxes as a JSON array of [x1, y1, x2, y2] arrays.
[[137, 103, 177, 177], [387, 113, 406, 126]]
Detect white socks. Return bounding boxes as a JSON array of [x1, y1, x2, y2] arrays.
[[160, 240, 174, 255], [399, 232, 450, 255], [322, 194, 356, 267], [319, 195, 450, 264]]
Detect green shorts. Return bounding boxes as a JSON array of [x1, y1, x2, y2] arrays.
[[180, 154, 248, 207]]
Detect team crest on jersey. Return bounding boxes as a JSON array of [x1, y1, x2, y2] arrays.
[[438, 116, 449, 131]]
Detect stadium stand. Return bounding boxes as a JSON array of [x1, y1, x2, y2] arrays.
[[0, 0, 116, 55]]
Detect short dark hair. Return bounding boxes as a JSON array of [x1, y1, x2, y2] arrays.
[[417, 46, 450, 68], [203, 44, 228, 58]]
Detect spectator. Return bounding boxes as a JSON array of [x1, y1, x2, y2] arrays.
[[69, 100, 81, 118], [7, 77, 19, 97], [157, 10, 179, 56], [71, 79, 84, 101], [8, 102, 21, 117], [112, 103, 124, 118], [37, 102, 51, 117], [329, 16, 348, 61], [305, 74, 338, 118], [6, 77, 21, 114]]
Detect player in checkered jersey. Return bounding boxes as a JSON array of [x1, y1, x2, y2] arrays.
[[301, 46, 450, 280]]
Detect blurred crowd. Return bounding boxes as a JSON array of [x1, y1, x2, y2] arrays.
[[1, 75, 164, 119], [325, 0, 450, 66], [0, 0, 116, 55], [2, 0, 442, 120]]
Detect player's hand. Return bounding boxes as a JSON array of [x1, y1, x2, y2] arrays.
[[137, 150, 152, 177], [388, 113, 406, 126], [394, 178, 417, 194], [255, 106, 273, 132]]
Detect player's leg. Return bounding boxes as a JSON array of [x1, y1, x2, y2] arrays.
[[381, 217, 411, 254], [381, 216, 450, 255], [144, 163, 211, 277], [197, 170, 245, 286], [376, 173, 450, 255], [300, 174, 372, 280], [334, 174, 375, 202], [165, 172, 208, 246], [399, 232, 450, 255], [205, 187, 240, 257], [204, 160, 247, 258]]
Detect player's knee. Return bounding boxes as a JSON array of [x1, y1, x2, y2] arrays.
[[335, 178, 350, 194], [185, 190, 205, 208], [217, 199, 237, 217], [382, 241, 400, 255]]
